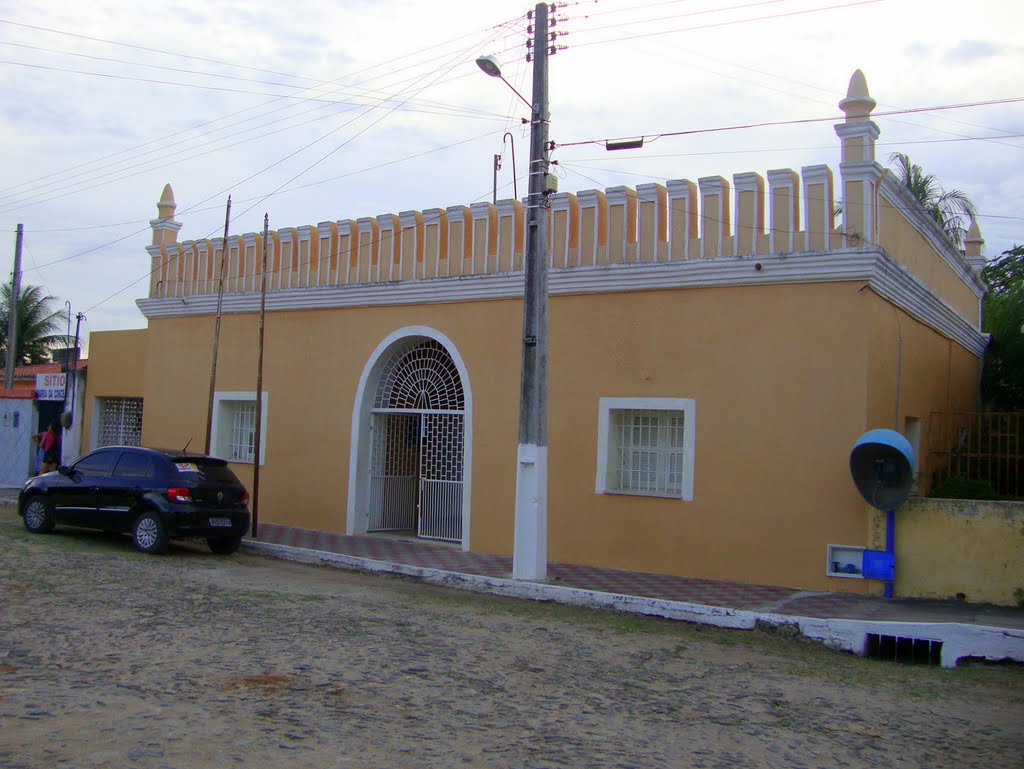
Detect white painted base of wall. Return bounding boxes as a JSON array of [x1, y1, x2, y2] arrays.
[[243, 540, 1024, 669], [513, 443, 547, 581]]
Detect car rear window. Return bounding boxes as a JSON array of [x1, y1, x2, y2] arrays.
[[171, 459, 240, 484]]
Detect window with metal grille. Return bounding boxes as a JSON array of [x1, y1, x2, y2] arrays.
[[211, 392, 267, 464], [96, 397, 143, 447], [596, 398, 695, 500], [228, 401, 257, 462]]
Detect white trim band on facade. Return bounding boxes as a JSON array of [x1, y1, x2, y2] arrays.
[[138, 247, 986, 357]]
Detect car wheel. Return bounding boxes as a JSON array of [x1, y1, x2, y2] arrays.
[[207, 535, 242, 555], [132, 511, 168, 554], [22, 497, 55, 534]]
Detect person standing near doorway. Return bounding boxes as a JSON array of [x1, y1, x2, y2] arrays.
[[38, 422, 62, 474]]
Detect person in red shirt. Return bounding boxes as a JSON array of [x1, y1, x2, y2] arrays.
[[39, 422, 62, 474]]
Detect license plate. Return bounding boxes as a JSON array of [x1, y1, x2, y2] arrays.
[[209, 517, 232, 528]]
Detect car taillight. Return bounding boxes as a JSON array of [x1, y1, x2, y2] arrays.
[[166, 487, 192, 503], [240, 490, 250, 505]]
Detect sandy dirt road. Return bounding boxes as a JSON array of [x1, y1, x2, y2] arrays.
[[1, 506, 1022, 769]]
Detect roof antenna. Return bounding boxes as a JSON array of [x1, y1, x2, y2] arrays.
[[182, 437, 193, 454]]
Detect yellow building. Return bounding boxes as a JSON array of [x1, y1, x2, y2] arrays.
[[84, 71, 988, 594]]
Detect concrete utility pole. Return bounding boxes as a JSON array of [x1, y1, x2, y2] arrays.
[[513, 1, 551, 580], [4, 224, 24, 389]]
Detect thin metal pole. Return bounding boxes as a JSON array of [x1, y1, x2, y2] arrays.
[[493, 154, 501, 204], [884, 508, 895, 599], [513, 2, 551, 580], [5, 224, 24, 389], [204, 197, 232, 455], [503, 131, 518, 200], [251, 214, 270, 538]]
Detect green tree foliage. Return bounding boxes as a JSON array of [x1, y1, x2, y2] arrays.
[[889, 152, 977, 248], [0, 283, 68, 366], [981, 245, 1024, 410]]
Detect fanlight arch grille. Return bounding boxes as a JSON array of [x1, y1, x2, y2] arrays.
[[374, 339, 465, 412]]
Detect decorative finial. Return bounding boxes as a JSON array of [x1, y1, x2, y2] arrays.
[[157, 184, 176, 218], [965, 217, 985, 265], [839, 69, 876, 121]]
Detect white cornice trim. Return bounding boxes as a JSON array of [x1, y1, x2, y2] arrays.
[[733, 172, 763, 193], [496, 199, 519, 217], [801, 164, 832, 185], [879, 175, 985, 297], [137, 246, 984, 356], [636, 182, 666, 204], [834, 121, 880, 141]]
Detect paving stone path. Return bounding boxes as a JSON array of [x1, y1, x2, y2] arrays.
[[1, 510, 1022, 769]]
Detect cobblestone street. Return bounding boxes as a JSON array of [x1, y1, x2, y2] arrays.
[[1, 508, 1022, 769]]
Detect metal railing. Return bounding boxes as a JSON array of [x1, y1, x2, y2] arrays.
[[928, 411, 1023, 498]]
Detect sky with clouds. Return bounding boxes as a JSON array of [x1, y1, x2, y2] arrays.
[[0, 0, 1021, 347]]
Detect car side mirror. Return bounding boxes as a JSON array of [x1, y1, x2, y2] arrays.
[[57, 465, 71, 476]]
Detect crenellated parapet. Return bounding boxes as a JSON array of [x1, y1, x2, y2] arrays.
[[147, 160, 847, 299], [144, 69, 980, 305]]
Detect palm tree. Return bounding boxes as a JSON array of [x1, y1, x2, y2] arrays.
[[889, 152, 977, 248], [0, 283, 68, 366]]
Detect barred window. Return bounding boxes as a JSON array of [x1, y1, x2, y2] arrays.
[[211, 392, 267, 465], [96, 397, 143, 447], [596, 398, 695, 500], [228, 401, 257, 462]]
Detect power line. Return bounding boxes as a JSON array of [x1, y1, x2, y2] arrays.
[[555, 97, 1024, 150], [0, 40, 511, 119], [632, 37, 1022, 149], [571, 0, 795, 36], [0, 22, 516, 214], [568, 0, 884, 48], [0, 17, 518, 202], [81, 28, 496, 314], [19, 127, 512, 235], [562, 133, 1024, 163]]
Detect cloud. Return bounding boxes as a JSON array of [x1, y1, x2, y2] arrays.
[[948, 40, 1001, 63]]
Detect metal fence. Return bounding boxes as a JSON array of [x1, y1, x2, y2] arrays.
[[928, 411, 1023, 498]]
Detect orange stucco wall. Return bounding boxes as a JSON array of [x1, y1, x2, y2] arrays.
[[81, 328, 149, 452], [129, 278, 939, 592], [864, 293, 980, 497], [547, 282, 870, 589], [878, 198, 981, 323]]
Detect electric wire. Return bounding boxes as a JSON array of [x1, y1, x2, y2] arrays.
[[0, 16, 523, 204], [555, 97, 1024, 149], [567, 0, 884, 48], [0, 23, 521, 214], [80, 25, 502, 314]]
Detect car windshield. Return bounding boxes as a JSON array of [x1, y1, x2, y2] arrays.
[[170, 459, 240, 484]]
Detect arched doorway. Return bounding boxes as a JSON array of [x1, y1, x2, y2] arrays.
[[348, 329, 471, 546]]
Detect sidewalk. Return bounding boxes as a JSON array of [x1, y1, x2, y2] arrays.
[[246, 522, 1024, 669]]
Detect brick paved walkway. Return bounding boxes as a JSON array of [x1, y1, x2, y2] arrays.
[[251, 522, 883, 620]]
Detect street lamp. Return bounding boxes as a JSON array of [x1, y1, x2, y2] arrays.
[[476, 2, 551, 581], [475, 55, 532, 109]]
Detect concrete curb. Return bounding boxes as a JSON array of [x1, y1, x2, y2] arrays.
[[244, 539, 1024, 668]]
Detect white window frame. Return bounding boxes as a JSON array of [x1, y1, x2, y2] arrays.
[[210, 391, 268, 465], [595, 397, 695, 501]]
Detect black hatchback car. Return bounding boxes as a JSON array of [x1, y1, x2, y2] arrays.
[[19, 446, 251, 555]]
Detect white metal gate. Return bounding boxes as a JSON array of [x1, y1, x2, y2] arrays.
[[367, 339, 465, 542]]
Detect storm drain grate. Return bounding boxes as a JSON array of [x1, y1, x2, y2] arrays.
[[865, 633, 942, 665]]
